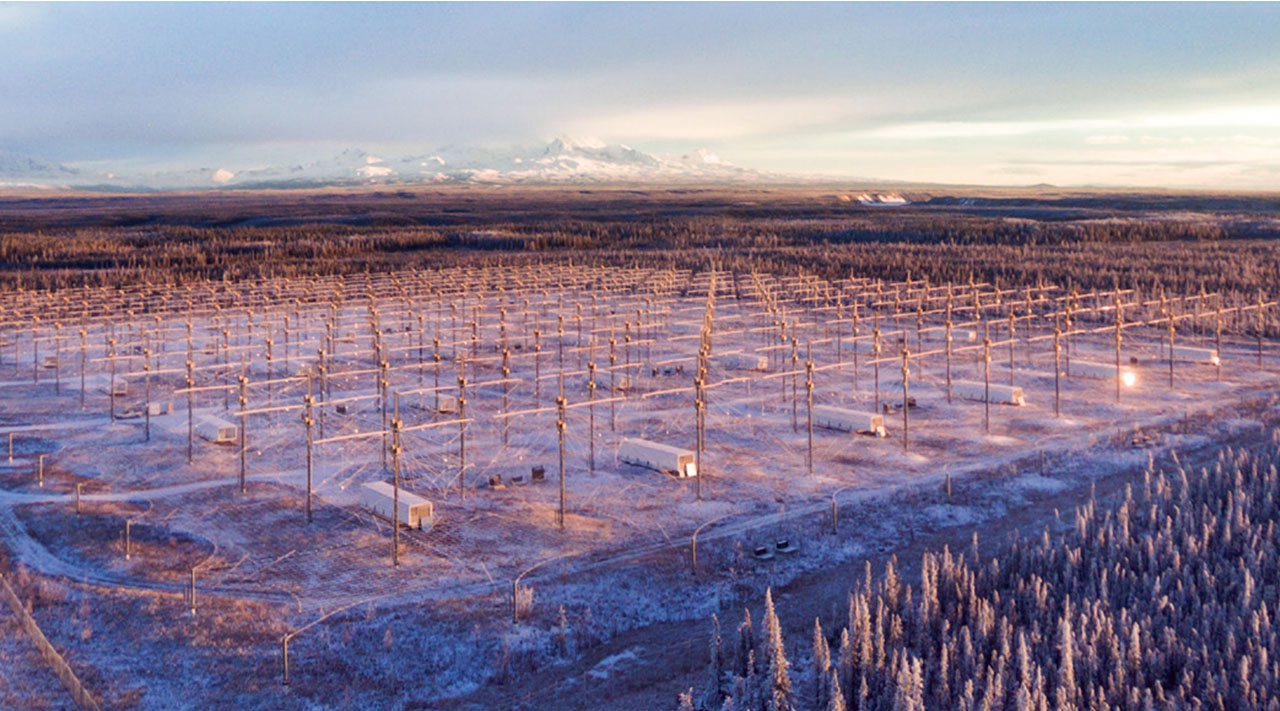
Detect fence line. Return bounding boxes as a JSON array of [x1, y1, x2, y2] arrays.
[[0, 571, 102, 711]]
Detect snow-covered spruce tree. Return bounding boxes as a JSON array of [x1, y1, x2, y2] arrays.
[[812, 618, 831, 710], [761, 588, 793, 711], [825, 669, 846, 711], [737, 608, 755, 679], [705, 613, 725, 709]]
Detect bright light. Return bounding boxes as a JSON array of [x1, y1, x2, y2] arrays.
[[1121, 370, 1137, 388], [1210, 355, 1221, 366]]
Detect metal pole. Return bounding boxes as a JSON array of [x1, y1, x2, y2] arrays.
[[458, 362, 467, 500], [587, 344, 596, 473], [901, 347, 910, 452], [282, 636, 290, 686], [873, 315, 882, 414], [1114, 294, 1123, 405], [238, 360, 248, 494], [143, 349, 152, 442], [304, 375, 314, 523], [695, 376, 704, 501], [392, 393, 402, 567], [983, 324, 992, 435], [186, 358, 195, 464], [1215, 300, 1223, 382], [108, 339, 117, 422], [557, 373, 567, 529], [805, 345, 814, 475], [1053, 326, 1062, 418], [790, 338, 799, 432], [79, 329, 87, 410], [945, 306, 953, 404], [1008, 307, 1016, 385]]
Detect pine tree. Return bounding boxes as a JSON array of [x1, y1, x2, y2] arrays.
[[1056, 603, 1077, 711], [836, 628, 854, 711], [762, 589, 793, 711], [738, 608, 755, 678], [813, 618, 832, 710], [706, 613, 725, 708], [826, 669, 847, 711]]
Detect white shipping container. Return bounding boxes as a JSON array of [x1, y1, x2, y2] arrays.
[[1070, 359, 1137, 386], [952, 380, 1026, 406], [619, 438, 697, 478], [359, 481, 434, 530], [813, 405, 887, 437], [715, 352, 770, 372], [195, 416, 238, 443], [920, 327, 978, 343], [1169, 346, 1220, 366]]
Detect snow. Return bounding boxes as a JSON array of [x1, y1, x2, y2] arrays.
[[585, 647, 642, 679], [0, 138, 774, 190], [1, 265, 1276, 707], [857, 193, 910, 206]]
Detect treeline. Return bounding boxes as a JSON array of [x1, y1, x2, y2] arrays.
[[2, 205, 1278, 332], [690, 438, 1280, 710]]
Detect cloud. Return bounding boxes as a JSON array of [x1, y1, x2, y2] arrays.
[[0, 3, 42, 34], [1085, 135, 1132, 146], [561, 96, 876, 143]]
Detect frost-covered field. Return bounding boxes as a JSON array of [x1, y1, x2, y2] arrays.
[[0, 264, 1275, 709]]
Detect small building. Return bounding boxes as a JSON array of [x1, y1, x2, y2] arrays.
[[109, 380, 128, 397], [813, 405, 886, 437], [715, 352, 770, 372], [359, 481, 434, 530], [41, 355, 58, 369], [195, 416, 238, 444], [952, 380, 1026, 406], [1169, 346, 1220, 366], [619, 438, 697, 478], [436, 395, 460, 414], [1069, 359, 1137, 387]]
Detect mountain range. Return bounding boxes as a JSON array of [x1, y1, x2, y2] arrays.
[[0, 137, 785, 191]]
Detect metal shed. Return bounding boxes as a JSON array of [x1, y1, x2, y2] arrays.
[[618, 438, 697, 478], [359, 481, 434, 530], [813, 405, 887, 437], [195, 416, 238, 444], [952, 380, 1026, 406]]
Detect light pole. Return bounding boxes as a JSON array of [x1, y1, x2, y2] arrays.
[[691, 514, 730, 577]]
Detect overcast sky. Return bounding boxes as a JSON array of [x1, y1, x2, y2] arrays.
[[4, 2, 1280, 188]]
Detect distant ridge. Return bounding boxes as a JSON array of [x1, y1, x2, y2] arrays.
[[0, 138, 782, 191]]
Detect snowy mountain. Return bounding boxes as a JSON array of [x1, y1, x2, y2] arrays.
[[1, 138, 780, 191], [0, 150, 81, 189]]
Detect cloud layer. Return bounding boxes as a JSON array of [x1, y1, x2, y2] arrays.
[[4, 3, 1279, 188]]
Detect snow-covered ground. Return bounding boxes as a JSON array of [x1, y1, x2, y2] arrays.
[[0, 266, 1275, 708]]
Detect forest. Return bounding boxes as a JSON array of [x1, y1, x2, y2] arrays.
[[695, 436, 1280, 711], [1, 187, 1278, 333]]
